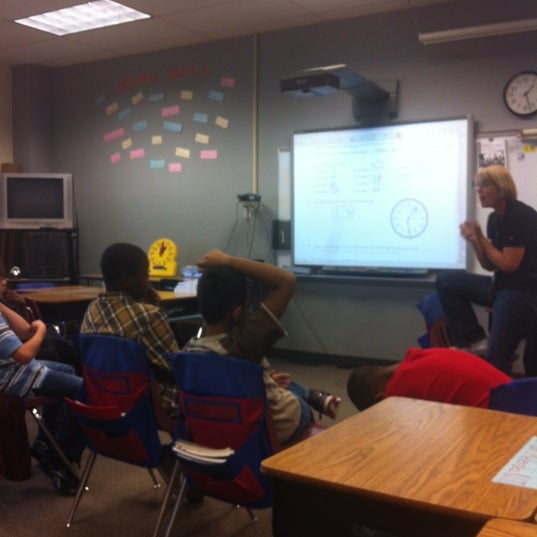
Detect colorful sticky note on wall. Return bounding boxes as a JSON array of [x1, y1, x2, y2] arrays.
[[152, 135, 163, 145], [163, 121, 183, 132], [129, 148, 145, 160], [161, 105, 180, 117], [103, 128, 125, 143], [149, 92, 166, 103], [208, 90, 224, 102], [220, 77, 235, 88], [150, 160, 166, 169], [180, 90, 193, 100], [200, 150, 218, 160], [169, 162, 182, 173], [193, 112, 208, 123], [195, 133, 209, 144], [133, 120, 148, 131], [121, 138, 133, 149], [106, 102, 119, 115], [215, 116, 229, 129], [118, 107, 132, 120], [110, 152, 121, 164], [175, 147, 191, 158], [131, 92, 144, 105]]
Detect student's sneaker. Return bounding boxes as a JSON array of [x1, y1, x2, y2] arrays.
[[452, 337, 488, 357], [308, 390, 342, 420], [51, 467, 79, 496], [31, 439, 79, 496]]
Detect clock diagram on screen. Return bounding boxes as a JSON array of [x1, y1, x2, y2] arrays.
[[390, 198, 428, 239]]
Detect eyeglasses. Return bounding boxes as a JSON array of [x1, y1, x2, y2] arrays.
[[473, 180, 494, 190]]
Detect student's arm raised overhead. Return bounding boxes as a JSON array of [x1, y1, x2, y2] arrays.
[[196, 250, 296, 319]]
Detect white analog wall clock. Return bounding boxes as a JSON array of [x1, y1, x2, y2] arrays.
[[503, 71, 537, 117]]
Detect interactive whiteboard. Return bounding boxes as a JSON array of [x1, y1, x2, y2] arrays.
[[292, 117, 473, 273]]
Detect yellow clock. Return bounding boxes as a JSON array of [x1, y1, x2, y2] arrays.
[[148, 238, 178, 276]]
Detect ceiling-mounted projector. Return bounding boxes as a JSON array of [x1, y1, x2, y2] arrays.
[[280, 63, 398, 122], [280, 71, 340, 97]]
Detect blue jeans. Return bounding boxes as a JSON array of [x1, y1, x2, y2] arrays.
[[282, 381, 314, 445], [34, 361, 83, 399], [33, 361, 85, 463], [436, 271, 532, 374]]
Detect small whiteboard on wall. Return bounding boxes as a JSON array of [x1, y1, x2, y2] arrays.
[[471, 135, 537, 274]]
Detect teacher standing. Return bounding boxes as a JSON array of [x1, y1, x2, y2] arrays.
[[436, 165, 537, 375]]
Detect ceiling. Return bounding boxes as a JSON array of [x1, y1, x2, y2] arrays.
[[0, 0, 456, 68]]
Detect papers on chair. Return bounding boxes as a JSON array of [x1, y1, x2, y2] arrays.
[[492, 436, 537, 489], [173, 439, 234, 465]]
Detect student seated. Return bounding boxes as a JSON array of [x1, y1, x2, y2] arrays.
[[182, 250, 341, 446], [0, 264, 81, 372], [80, 242, 180, 420], [346, 347, 512, 412], [0, 301, 84, 495]]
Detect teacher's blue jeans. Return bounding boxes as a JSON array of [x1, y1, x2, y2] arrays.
[[436, 270, 532, 374]]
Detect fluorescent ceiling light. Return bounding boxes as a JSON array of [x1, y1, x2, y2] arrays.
[[14, 0, 150, 36], [418, 18, 537, 45]]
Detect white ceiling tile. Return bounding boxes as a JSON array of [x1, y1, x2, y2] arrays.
[[0, 0, 476, 66]]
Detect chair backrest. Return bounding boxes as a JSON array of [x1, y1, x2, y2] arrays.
[[416, 292, 452, 348], [67, 334, 162, 467], [169, 351, 275, 508], [488, 377, 537, 416]]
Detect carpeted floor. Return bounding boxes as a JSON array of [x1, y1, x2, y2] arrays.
[[0, 357, 357, 537]]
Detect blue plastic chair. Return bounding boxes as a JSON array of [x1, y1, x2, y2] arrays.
[[416, 292, 451, 348], [15, 282, 58, 290], [65, 334, 165, 528], [488, 377, 537, 416], [155, 351, 279, 537]]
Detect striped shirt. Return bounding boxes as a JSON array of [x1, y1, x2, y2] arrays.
[[0, 312, 46, 396], [80, 291, 180, 418]]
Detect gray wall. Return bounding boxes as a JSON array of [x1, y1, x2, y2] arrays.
[[12, 0, 537, 362]]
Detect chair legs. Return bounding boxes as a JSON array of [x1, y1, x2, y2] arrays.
[[67, 451, 167, 529], [148, 467, 162, 488], [66, 450, 97, 527], [162, 472, 188, 537], [245, 508, 257, 523], [154, 467, 259, 537], [29, 404, 80, 479], [153, 460, 183, 537]]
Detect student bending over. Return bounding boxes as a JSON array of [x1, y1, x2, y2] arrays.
[[346, 347, 512, 412]]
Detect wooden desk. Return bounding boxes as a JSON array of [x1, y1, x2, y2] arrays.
[[477, 519, 537, 537], [261, 397, 537, 537], [19, 285, 195, 303], [19, 285, 102, 303], [19, 285, 197, 323], [79, 273, 182, 287]]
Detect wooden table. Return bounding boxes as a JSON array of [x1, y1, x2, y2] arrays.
[[477, 519, 537, 537], [261, 397, 537, 537], [19, 285, 197, 323]]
